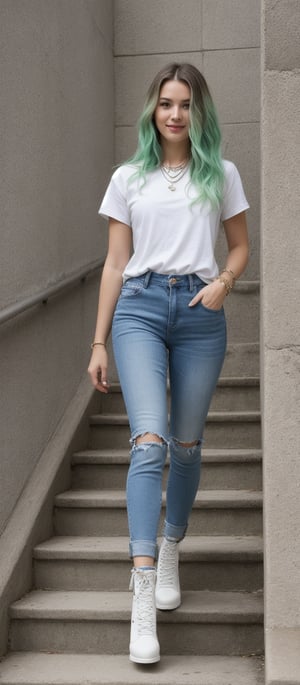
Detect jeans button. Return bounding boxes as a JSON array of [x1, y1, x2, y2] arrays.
[[169, 278, 177, 285]]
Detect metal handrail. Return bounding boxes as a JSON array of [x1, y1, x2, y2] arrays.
[[0, 258, 104, 326]]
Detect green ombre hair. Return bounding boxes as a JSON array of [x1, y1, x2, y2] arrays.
[[126, 63, 225, 207]]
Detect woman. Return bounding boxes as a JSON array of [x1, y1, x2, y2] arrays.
[[88, 63, 249, 664]]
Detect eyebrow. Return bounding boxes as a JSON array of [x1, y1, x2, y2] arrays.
[[159, 97, 190, 103]]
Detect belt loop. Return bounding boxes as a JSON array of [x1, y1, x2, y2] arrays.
[[143, 271, 152, 288], [188, 274, 194, 292]]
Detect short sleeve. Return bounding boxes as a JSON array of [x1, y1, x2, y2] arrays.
[[98, 167, 131, 226], [221, 161, 250, 222]]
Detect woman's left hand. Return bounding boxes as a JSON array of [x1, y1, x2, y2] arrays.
[[188, 279, 226, 310]]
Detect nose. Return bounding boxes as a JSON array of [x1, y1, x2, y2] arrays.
[[171, 106, 181, 121]]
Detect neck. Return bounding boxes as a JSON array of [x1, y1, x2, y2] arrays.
[[161, 141, 190, 167]]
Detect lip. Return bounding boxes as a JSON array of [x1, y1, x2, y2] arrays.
[[166, 125, 184, 132]]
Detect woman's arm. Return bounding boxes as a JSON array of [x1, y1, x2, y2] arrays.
[[189, 211, 249, 309], [87, 218, 132, 393], [222, 210, 249, 280]]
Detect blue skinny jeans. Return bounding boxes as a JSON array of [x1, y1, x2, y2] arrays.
[[112, 272, 227, 559]]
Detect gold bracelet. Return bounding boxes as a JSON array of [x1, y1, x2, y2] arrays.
[[218, 276, 233, 296], [91, 341, 106, 349], [220, 268, 236, 285]]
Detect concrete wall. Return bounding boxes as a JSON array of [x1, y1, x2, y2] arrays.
[[0, 1, 114, 535], [113, 0, 260, 282], [261, 1, 300, 682]]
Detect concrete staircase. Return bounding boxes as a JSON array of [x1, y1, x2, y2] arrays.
[[0, 369, 264, 684]]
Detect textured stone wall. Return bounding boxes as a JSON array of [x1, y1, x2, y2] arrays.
[[261, 1, 300, 679], [0, 0, 114, 534]]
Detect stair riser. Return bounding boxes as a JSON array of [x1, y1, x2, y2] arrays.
[[34, 559, 263, 593], [88, 422, 261, 450], [9, 619, 263, 656], [71, 461, 262, 491], [99, 387, 260, 414], [54, 507, 262, 537]]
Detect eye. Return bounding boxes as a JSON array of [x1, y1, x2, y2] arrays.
[[160, 101, 170, 108], [183, 103, 190, 110]]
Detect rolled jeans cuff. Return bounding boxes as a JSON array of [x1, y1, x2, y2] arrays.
[[163, 520, 187, 542], [129, 539, 159, 560]]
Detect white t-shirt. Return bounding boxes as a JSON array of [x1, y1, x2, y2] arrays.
[[98, 160, 249, 283]]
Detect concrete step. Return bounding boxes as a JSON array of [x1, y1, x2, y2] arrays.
[[9, 589, 264, 656], [98, 378, 260, 414], [33, 535, 263, 592], [72, 448, 263, 491], [54, 489, 263, 536], [88, 412, 261, 450], [0, 652, 265, 685]]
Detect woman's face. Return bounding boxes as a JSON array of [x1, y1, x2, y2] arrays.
[[154, 79, 191, 146]]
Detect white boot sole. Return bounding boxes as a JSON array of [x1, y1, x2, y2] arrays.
[[156, 598, 181, 610], [129, 653, 160, 664]]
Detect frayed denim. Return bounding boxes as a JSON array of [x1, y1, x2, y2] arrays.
[[112, 272, 226, 558]]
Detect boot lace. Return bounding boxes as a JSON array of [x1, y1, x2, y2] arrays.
[[158, 542, 178, 587], [131, 571, 156, 636]]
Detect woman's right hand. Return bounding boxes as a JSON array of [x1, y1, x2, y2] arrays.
[[87, 346, 110, 394]]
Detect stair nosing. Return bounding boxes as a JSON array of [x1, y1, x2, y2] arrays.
[[72, 447, 263, 465], [9, 589, 264, 623], [90, 411, 261, 425], [102, 377, 260, 394], [54, 489, 263, 509], [33, 534, 263, 561]]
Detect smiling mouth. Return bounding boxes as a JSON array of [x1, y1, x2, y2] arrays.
[[167, 125, 184, 130]]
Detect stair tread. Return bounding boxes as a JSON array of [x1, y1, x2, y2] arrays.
[[34, 534, 263, 560], [0, 652, 265, 685], [54, 489, 263, 508], [90, 411, 261, 424], [105, 377, 260, 392], [72, 447, 263, 464], [10, 589, 263, 622]]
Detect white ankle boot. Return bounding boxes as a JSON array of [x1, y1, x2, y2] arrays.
[[155, 538, 181, 610], [129, 568, 160, 664]]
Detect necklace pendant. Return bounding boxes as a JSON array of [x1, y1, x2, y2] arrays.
[[168, 184, 176, 191]]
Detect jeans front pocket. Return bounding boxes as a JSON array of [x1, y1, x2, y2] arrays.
[[199, 300, 224, 313], [119, 279, 144, 299]]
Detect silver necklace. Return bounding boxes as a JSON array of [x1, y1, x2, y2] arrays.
[[160, 161, 189, 191], [162, 161, 186, 174]]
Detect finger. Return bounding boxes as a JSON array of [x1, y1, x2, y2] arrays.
[[188, 293, 202, 307], [97, 368, 110, 388], [96, 382, 109, 394], [101, 379, 110, 388], [95, 372, 110, 393]]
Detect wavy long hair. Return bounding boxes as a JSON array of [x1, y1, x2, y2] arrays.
[[127, 63, 225, 207]]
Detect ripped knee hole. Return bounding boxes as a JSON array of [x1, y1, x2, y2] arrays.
[[135, 432, 165, 445], [173, 438, 199, 448]]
